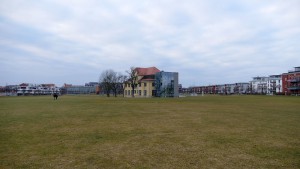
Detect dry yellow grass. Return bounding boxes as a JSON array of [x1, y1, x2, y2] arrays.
[[0, 95, 299, 168]]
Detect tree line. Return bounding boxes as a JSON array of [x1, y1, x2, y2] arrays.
[[99, 67, 138, 97]]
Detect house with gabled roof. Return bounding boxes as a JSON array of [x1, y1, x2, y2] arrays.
[[124, 67, 160, 97], [124, 67, 179, 97]]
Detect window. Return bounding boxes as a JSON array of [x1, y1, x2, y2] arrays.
[[139, 90, 141, 96], [144, 90, 147, 96], [152, 83, 155, 87], [144, 83, 147, 87], [125, 90, 127, 95], [139, 83, 141, 87]]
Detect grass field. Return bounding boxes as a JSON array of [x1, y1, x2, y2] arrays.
[[0, 95, 299, 169]]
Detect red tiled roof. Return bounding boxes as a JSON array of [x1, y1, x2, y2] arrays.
[[135, 67, 160, 76]]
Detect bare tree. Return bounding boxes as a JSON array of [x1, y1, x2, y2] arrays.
[[99, 69, 116, 97], [100, 70, 128, 97], [117, 73, 128, 97], [111, 73, 123, 97], [126, 67, 138, 97], [110, 73, 119, 97]]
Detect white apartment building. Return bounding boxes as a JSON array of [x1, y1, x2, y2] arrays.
[[234, 83, 250, 94], [250, 76, 268, 94], [17, 83, 60, 95], [267, 75, 282, 95]]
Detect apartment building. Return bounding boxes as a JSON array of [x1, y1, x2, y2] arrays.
[[17, 83, 60, 96], [233, 83, 249, 94], [282, 66, 300, 95], [267, 75, 282, 95], [250, 76, 268, 94]]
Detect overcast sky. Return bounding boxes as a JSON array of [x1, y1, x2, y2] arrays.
[[0, 0, 299, 87]]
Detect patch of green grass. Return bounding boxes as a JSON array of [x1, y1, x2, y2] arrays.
[[0, 95, 299, 168]]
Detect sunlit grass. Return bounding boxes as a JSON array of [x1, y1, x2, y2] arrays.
[[0, 95, 299, 168]]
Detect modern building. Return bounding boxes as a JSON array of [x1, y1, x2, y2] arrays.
[[216, 85, 223, 94], [188, 82, 251, 95], [62, 83, 99, 95], [282, 66, 300, 95], [267, 75, 282, 95], [250, 76, 268, 94], [155, 71, 179, 97], [233, 83, 249, 94], [17, 83, 60, 96]]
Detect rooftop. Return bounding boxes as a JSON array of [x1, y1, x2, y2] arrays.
[[135, 67, 160, 76], [284, 66, 300, 73]]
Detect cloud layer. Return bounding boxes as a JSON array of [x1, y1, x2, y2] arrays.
[[1, 0, 299, 86]]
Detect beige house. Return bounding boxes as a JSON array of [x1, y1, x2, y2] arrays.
[[124, 67, 160, 97]]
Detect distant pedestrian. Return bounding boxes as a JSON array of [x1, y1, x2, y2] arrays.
[[53, 93, 58, 100]]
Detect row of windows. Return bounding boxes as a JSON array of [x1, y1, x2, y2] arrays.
[[269, 80, 281, 83], [125, 82, 155, 87], [124, 90, 157, 96], [125, 90, 147, 96]]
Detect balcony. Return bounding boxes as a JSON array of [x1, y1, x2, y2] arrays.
[[288, 86, 300, 90], [288, 77, 300, 82]]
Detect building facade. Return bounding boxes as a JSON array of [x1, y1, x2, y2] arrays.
[[282, 67, 300, 95], [124, 67, 179, 97], [64, 86, 97, 94], [250, 77, 268, 94], [267, 75, 282, 95], [124, 67, 160, 97], [233, 83, 249, 94], [189, 83, 249, 95], [17, 83, 60, 96], [155, 71, 179, 97], [61, 82, 99, 95]]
